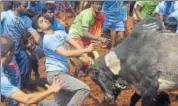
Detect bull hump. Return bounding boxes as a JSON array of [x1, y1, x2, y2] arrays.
[[113, 23, 178, 82]]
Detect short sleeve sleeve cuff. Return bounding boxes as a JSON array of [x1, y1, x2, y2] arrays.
[[1, 75, 18, 98]]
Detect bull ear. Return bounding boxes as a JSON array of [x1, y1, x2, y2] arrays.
[[105, 51, 121, 75]]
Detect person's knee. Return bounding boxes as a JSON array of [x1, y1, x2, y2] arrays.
[[80, 84, 90, 96], [83, 88, 90, 97]]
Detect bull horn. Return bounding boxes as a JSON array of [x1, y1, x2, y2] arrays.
[[105, 51, 121, 75]]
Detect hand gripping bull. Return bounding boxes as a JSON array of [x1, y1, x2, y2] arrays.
[[90, 18, 178, 106]]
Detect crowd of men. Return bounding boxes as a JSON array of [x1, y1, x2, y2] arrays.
[[1, 0, 178, 106]]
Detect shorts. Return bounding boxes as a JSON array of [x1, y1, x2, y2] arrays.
[[102, 20, 125, 32]]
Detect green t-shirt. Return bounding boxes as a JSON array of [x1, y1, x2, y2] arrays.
[[133, 1, 159, 20], [69, 8, 95, 39]]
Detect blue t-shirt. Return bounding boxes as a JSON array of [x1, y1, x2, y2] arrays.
[[27, 0, 44, 13], [168, 10, 178, 33], [1, 65, 18, 98], [43, 30, 70, 73], [155, 1, 178, 19], [103, 1, 127, 22], [20, 15, 36, 34], [52, 18, 65, 31], [1, 10, 36, 53]]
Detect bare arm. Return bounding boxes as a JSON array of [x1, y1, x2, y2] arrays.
[[56, 44, 93, 57], [159, 15, 164, 21], [10, 79, 62, 106], [124, 20, 129, 36], [67, 39, 87, 56], [10, 89, 53, 106], [67, 39, 94, 64], [83, 29, 108, 43], [134, 4, 142, 20], [67, 39, 83, 49], [31, 31, 40, 45], [66, 39, 90, 57]]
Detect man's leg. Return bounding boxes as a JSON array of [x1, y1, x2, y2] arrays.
[[15, 49, 30, 89], [47, 72, 90, 106], [31, 56, 40, 80], [116, 31, 125, 43], [110, 31, 117, 47], [111, 21, 126, 46]]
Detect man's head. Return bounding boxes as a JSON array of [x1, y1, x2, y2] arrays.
[[164, 17, 177, 33], [13, 1, 28, 15], [0, 36, 15, 65], [25, 9, 37, 18], [42, 3, 56, 22], [3, 1, 14, 11], [30, 1, 40, 7], [32, 14, 52, 33], [91, 1, 103, 13], [165, 1, 173, 4]]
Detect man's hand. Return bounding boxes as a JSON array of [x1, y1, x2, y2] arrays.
[[86, 43, 94, 52], [98, 37, 108, 43], [79, 55, 94, 65], [88, 57, 94, 65], [46, 79, 63, 93]]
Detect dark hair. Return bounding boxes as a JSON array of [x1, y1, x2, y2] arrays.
[[12, 1, 21, 8], [3, 1, 14, 10], [0, 36, 15, 57], [12, 1, 27, 9], [32, 14, 42, 30], [91, 1, 104, 4], [25, 9, 37, 18], [164, 17, 178, 32], [42, 3, 56, 13]]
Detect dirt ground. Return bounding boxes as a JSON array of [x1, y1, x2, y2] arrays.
[[2, 11, 178, 106]]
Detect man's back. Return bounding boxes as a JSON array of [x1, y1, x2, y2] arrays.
[[69, 8, 95, 38], [1, 10, 26, 52], [133, 1, 158, 20]]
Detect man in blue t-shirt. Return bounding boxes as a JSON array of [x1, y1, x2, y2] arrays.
[[0, 36, 62, 106], [1, 1, 40, 105], [42, 3, 65, 31], [102, 1, 128, 47], [33, 15, 93, 106], [27, 0, 44, 13], [167, 10, 178, 33], [154, 1, 178, 21]]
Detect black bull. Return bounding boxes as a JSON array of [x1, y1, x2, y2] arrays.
[[90, 18, 178, 106]]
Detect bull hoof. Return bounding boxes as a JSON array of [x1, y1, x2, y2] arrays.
[[154, 92, 170, 106], [104, 92, 115, 102]]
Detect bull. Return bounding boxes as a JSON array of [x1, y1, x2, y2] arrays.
[[90, 18, 178, 106]]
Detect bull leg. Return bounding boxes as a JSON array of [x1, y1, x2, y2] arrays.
[[140, 74, 159, 106], [90, 69, 116, 102], [129, 92, 141, 106], [155, 91, 170, 106], [99, 75, 116, 102]]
